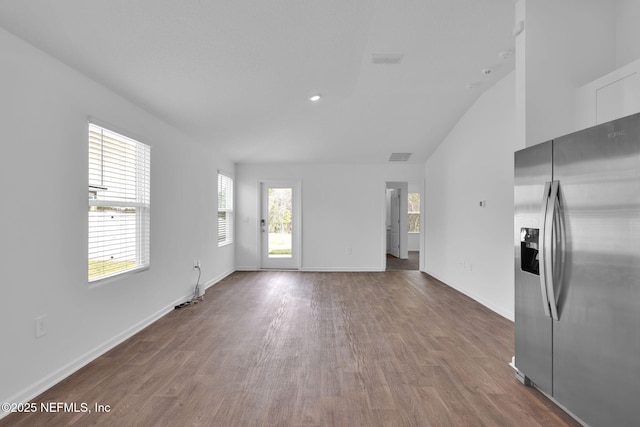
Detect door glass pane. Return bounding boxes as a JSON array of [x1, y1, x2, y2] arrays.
[[268, 187, 292, 258]]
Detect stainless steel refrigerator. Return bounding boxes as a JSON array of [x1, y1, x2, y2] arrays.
[[514, 113, 640, 426]]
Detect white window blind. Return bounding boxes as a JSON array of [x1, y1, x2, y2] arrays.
[[218, 172, 233, 246], [88, 123, 150, 282]]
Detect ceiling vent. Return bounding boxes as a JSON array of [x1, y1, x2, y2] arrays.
[[371, 54, 404, 65], [389, 152, 412, 162]]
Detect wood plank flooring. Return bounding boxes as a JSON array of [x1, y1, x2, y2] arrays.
[[386, 252, 419, 271], [1, 271, 579, 427]]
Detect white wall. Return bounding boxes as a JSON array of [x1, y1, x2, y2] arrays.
[[235, 163, 424, 271], [0, 28, 234, 410], [424, 72, 518, 320], [574, 1, 640, 130], [517, 0, 640, 147], [616, 0, 640, 68], [407, 234, 420, 252], [517, 0, 616, 147]]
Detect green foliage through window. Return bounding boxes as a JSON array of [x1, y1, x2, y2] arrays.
[[408, 193, 420, 233], [267, 188, 293, 255]]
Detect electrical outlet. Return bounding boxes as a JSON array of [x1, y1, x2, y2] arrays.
[[35, 315, 47, 338], [193, 260, 200, 268], [346, 247, 352, 255]]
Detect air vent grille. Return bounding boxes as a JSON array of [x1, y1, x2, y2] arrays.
[[371, 54, 404, 65], [389, 153, 412, 162]]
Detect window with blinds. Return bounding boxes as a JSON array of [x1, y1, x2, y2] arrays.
[[88, 123, 150, 282], [218, 172, 233, 246]]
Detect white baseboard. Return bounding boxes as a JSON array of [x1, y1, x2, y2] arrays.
[[1, 298, 182, 420], [204, 268, 235, 290], [236, 266, 387, 273], [422, 269, 514, 321], [300, 267, 385, 272], [0, 270, 236, 421], [234, 266, 258, 271]]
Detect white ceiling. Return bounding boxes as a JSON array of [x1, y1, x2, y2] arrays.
[[0, 0, 516, 164]]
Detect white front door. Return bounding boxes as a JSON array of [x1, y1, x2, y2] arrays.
[[260, 181, 300, 269], [389, 189, 400, 258]]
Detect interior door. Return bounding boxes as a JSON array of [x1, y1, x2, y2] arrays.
[[389, 189, 400, 258], [260, 181, 300, 270]]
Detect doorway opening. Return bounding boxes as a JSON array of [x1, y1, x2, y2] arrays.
[[385, 181, 420, 271]]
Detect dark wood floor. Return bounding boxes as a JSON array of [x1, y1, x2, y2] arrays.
[[386, 251, 419, 271], [1, 271, 579, 427]]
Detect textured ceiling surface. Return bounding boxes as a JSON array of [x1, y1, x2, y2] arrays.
[[0, 0, 516, 164]]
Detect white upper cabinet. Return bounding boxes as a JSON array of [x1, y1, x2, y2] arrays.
[[576, 58, 640, 129]]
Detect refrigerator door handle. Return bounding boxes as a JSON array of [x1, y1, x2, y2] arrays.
[[544, 180, 560, 321], [538, 182, 552, 318]]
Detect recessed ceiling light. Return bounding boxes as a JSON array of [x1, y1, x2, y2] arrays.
[[309, 94, 321, 102]]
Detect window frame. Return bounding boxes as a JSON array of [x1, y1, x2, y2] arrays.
[[218, 172, 234, 247], [88, 121, 151, 283], [408, 192, 420, 233]]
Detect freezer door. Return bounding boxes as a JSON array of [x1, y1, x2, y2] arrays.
[[514, 140, 553, 394], [552, 113, 640, 426]]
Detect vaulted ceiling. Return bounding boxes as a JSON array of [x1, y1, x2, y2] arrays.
[[0, 0, 516, 164]]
